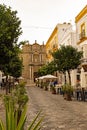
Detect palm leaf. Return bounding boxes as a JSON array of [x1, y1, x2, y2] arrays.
[[28, 110, 43, 130], [32, 117, 43, 130], [0, 118, 5, 130], [16, 104, 27, 130]]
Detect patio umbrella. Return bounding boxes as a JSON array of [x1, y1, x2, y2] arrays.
[[42, 74, 57, 79], [18, 76, 24, 80], [37, 76, 45, 80]]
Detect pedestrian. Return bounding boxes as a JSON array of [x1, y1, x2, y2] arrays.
[[53, 80, 57, 86], [81, 88, 85, 101], [76, 90, 80, 100]]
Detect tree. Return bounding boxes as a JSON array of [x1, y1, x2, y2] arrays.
[[46, 61, 57, 74], [38, 65, 48, 76], [18, 40, 29, 48], [38, 61, 56, 77], [52, 45, 83, 84], [0, 4, 22, 75], [8, 55, 23, 78]]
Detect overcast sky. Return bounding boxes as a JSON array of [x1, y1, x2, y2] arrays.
[[0, 0, 87, 44]]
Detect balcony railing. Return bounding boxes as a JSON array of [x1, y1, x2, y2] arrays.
[[79, 30, 86, 40]]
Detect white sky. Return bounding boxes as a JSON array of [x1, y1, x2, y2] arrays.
[[0, 0, 87, 44]]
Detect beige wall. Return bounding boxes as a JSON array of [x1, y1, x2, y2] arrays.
[[21, 42, 46, 83]]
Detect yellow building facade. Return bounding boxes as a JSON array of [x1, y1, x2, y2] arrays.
[[46, 23, 72, 62], [46, 26, 58, 62]]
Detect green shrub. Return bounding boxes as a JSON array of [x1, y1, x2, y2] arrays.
[[0, 82, 43, 130], [62, 84, 73, 94]]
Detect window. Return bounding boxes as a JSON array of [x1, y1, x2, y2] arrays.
[[77, 75, 80, 81], [81, 23, 85, 38], [81, 23, 85, 32], [79, 23, 85, 40], [34, 54, 39, 62]]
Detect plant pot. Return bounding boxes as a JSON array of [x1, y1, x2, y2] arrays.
[[44, 86, 48, 91], [52, 89, 56, 94], [64, 93, 72, 101]]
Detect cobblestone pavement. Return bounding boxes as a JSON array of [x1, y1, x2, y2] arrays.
[[26, 86, 87, 130]]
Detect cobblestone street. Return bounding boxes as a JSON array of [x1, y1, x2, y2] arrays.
[[26, 86, 87, 130]]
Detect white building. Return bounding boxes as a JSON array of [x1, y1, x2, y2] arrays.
[[46, 22, 72, 62], [46, 22, 78, 86], [75, 5, 87, 88], [46, 22, 74, 84], [60, 28, 78, 87]]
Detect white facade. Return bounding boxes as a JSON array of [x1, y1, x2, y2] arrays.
[[58, 23, 77, 87], [46, 22, 73, 62], [60, 30, 76, 47], [76, 14, 87, 44], [57, 23, 76, 86], [75, 5, 87, 88], [57, 23, 73, 48]]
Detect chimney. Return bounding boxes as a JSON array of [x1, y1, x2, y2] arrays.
[[42, 41, 44, 45], [35, 40, 37, 43]]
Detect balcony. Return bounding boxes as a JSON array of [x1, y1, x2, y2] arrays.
[[29, 61, 45, 66], [79, 30, 86, 40], [81, 58, 87, 72]]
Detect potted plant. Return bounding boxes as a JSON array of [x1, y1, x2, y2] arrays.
[[40, 81, 44, 88], [62, 84, 73, 101]]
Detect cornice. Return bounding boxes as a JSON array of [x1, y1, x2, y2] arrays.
[[75, 5, 87, 23], [46, 26, 58, 46]]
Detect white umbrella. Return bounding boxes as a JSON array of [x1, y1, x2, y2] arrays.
[[18, 76, 24, 79], [2, 76, 6, 79], [37, 76, 45, 80], [42, 74, 57, 79]]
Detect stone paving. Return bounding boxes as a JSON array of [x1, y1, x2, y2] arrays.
[[26, 86, 87, 130], [0, 87, 87, 130]]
